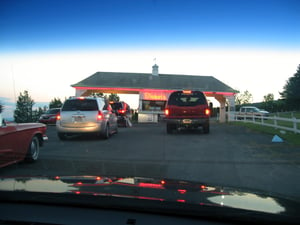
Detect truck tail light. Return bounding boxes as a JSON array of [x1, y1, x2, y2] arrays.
[[164, 109, 170, 116], [205, 108, 210, 116], [183, 90, 192, 94], [118, 109, 126, 114]]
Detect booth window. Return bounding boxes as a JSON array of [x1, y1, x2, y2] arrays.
[[142, 100, 166, 111]]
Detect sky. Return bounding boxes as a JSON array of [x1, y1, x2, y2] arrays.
[[0, 0, 300, 118]]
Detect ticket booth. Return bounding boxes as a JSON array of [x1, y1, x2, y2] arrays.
[[137, 91, 170, 123]]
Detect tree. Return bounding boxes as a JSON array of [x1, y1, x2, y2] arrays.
[[49, 97, 63, 108], [0, 102, 3, 114], [107, 93, 120, 102], [262, 93, 274, 111], [0, 102, 3, 125], [280, 64, 300, 110], [90, 92, 104, 97], [263, 93, 274, 102], [32, 107, 44, 122], [235, 90, 253, 105], [14, 90, 35, 123]]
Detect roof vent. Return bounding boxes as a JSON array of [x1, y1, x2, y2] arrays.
[[152, 64, 159, 76]]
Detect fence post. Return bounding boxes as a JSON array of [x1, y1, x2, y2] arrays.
[[293, 117, 297, 134], [274, 116, 277, 129]]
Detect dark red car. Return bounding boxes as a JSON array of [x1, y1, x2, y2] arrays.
[[38, 108, 61, 125], [110, 101, 132, 127], [0, 113, 48, 168]]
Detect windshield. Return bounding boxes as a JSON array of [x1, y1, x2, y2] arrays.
[[111, 103, 123, 110], [0, 0, 300, 222]]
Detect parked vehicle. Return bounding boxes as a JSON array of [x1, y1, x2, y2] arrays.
[[237, 106, 269, 119], [56, 97, 118, 140], [38, 108, 61, 124], [110, 101, 132, 127], [0, 112, 48, 168], [164, 90, 210, 134]]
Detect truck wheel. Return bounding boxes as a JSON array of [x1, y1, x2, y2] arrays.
[[58, 132, 67, 140], [166, 124, 174, 134], [203, 123, 210, 134]]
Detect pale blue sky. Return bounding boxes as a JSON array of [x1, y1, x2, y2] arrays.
[[1, 0, 300, 117]]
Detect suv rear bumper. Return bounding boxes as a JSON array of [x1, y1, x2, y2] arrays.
[[56, 123, 103, 134]]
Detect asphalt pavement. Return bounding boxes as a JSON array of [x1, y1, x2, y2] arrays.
[[0, 121, 299, 200]]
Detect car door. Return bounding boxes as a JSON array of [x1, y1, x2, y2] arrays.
[[0, 123, 21, 168], [106, 104, 118, 131]]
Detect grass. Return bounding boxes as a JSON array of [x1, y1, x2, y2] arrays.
[[231, 121, 300, 146], [270, 111, 300, 119]]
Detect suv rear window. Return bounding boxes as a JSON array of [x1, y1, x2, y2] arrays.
[[62, 99, 98, 111], [168, 91, 207, 107]]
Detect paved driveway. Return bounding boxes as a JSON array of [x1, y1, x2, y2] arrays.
[[0, 122, 299, 199]]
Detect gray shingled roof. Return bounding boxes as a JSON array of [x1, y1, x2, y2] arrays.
[[72, 72, 237, 93]]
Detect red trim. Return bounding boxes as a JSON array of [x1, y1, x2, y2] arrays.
[[204, 91, 236, 96], [74, 87, 236, 96]]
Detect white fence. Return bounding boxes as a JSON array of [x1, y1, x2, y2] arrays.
[[232, 113, 300, 134]]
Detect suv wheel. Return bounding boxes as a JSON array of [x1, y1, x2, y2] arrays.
[[102, 124, 110, 139], [58, 132, 67, 140]]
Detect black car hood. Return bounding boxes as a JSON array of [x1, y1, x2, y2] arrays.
[[0, 175, 299, 224]]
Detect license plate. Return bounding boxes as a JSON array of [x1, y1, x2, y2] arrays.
[[74, 116, 83, 122], [183, 119, 192, 124]]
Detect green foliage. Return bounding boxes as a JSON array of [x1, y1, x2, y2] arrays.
[[232, 121, 300, 146], [280, 64, 300, 110], [32, 107, 44, 122], [108, 93, 120, 102], [261, 93, 274, 111], [90, 92, 104, 97], [235, 90, 253, 105], [14, 90, 35, 123], [49, 97, 63, 108]]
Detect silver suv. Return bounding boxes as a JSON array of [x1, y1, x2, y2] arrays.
[[56, 97, 118, 140]]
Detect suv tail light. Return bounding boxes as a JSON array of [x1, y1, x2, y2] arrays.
[[97, 111, 103, 120]]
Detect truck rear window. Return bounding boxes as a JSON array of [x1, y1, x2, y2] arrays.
[[168, 91, 207, 107], [111, 103, 123, 110]]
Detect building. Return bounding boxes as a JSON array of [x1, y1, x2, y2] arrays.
[[71, 65, 238, 123]]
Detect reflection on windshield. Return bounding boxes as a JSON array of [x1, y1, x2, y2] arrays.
[[208, 193, 285, 214], [0, 176, 288, 215]]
